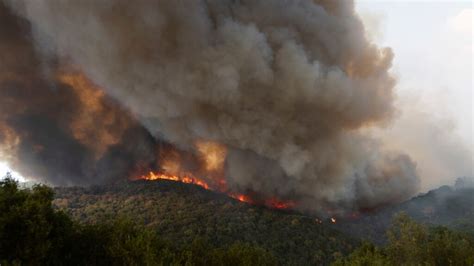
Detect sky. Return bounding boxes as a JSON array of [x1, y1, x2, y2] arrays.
[[356, 0, 473, 190], [0, 161, 25, 182], [1, 0, 473, 189]]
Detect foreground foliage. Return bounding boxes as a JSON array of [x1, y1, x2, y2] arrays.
[[0, 176, 276, 265], [333, 213, 474, 266]]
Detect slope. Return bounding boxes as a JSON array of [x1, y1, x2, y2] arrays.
[[53, 180, 356, 265], [334, 184, 474, 244]]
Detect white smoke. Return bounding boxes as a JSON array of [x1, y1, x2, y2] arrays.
[[5, 0, 420, 212]]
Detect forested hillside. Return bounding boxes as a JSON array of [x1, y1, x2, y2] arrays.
[[334, 213, 474, 265], [2, 176, 473, 265], [334, 181, 474, 244], [53, 180, 356, 265], [52, 179, 474, 263]]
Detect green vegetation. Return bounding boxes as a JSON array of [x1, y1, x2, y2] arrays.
[[333, 213, 474, 266], [2, 175, 473, 265], [335, 184, 474, 244], [0, 175, 277, 265], [53, 180, 356, 265]]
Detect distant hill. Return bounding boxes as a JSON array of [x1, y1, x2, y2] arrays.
[[53, 180, 356, 265], [334, 181, 474, 244]]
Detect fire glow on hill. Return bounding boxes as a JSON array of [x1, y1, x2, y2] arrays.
[[139, 172, 296, 210], [135, 140, 296, 210]]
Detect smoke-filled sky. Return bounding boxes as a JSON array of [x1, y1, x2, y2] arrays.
[[0, 0, 471, 213], [356, 0, 473, 191]]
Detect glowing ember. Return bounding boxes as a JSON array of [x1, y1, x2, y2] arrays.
[[266, 198, 296, 209], [230, 193, 253, 204]]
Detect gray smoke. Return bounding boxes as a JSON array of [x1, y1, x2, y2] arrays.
[[4, 0, 420, 212], [0, 2, 159, 186]]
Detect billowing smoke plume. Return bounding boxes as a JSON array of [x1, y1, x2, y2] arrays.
[[2, 0, 420, 212], [0, 2, 159, 185]]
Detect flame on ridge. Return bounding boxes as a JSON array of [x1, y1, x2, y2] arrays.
[[138, 171, 295, 210], [140, 171, 210, 190], [135, 139, 295, 210]]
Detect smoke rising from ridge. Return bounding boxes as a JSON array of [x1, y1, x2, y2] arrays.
[[2, 0, 421, 212]]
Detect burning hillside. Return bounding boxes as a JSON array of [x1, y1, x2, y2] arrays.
[[138, 171, 296, 210], [0, 0, 420, 214], [132, 140, 296, 210]]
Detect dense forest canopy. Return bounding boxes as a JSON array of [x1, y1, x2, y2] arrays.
[[1, 175, 473, 265]]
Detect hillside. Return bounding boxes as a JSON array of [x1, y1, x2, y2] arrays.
[[52, 179, 474, 263], [53, 180, 356, 265], [334, 184, 474, 244]]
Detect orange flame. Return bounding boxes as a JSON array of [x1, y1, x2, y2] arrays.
[[264, 198, 296, 209], [135, 139, 296, 210], [230, 193, 253, 204], [138, 170, 295, 210], [140, 171, 210, 190]]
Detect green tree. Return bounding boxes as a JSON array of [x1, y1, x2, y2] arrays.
[[332, 242, 389, 266], [333, 213, 474, 266], [385, 212, 430, 264], [425, 226, 474, 266], [0, 175, 73, 264], [213, 242, 277, 266]]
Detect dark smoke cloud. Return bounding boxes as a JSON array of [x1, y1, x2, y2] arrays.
[[0, 2, 158, 185], [2, 0, 420, 212]]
